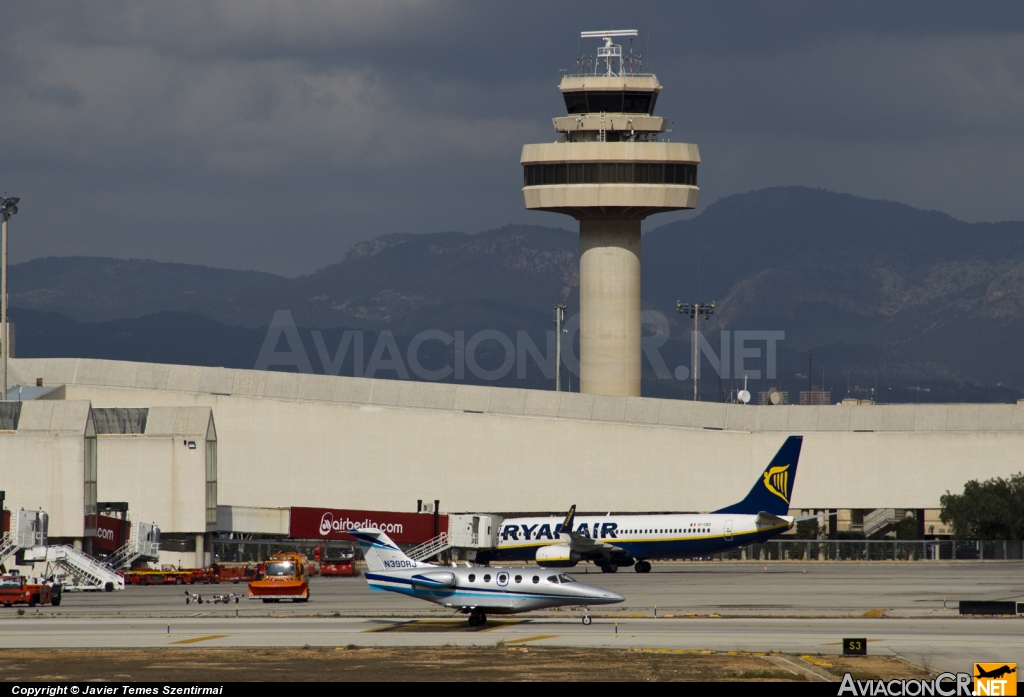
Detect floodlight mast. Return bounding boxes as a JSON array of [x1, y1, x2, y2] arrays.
[[580, 29, 638, 76], [0, 196, 19, 401], [676, 300, 715, 401]]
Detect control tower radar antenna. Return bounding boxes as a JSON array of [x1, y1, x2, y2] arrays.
[[580, 29, 638, 76]]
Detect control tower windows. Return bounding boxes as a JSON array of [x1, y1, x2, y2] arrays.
[[524, 163, 696, 187], [562, 91, 659, 115]]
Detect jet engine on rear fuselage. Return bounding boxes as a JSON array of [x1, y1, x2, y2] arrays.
[[535, 544, 580, 568]]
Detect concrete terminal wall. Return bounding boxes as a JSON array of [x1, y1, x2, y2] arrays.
[[0, 400, 93, 538], [96, 407, 214, 534], [11, 358, 1024, 514]]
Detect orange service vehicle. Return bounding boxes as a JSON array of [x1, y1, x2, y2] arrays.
[[248, 553, 309, 603], [317, 547, 359, 577], [0, 575, 61, 607]]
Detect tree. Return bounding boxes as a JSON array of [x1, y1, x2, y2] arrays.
[[896, 515, 918, 540], [795, 518, 819, 539], [940, 473, 1024, 539]]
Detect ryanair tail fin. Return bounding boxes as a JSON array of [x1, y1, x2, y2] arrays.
[[350, 528, 424, 572], [714, 436, 803, 516]]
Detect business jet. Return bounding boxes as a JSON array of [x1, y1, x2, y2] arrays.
[[351, 528, 623, 626], [477, 435, 817, 573]]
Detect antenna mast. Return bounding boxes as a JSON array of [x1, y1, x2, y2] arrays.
[[580, 30, 638, 77]]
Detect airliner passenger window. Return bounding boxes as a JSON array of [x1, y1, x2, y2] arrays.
[[483, 574, 491, 583], [468, 574, 475, 582], [515, 575, 522, 583], [532, 576, 540, 584]]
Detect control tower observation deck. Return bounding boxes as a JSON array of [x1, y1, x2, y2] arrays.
[[521, 30, 699, 397]]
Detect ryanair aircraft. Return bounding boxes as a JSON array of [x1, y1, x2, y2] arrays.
[[477, 435, 811, 573], [351, 528, 623, 626]]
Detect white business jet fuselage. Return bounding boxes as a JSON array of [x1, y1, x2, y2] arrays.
[[351, 528, 623, 626]]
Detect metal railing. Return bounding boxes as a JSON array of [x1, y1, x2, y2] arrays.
[[862, 508, 901, 537], [103, 522, 160, 570], [43, 545, 125, 590], [0, 532, 16, 566], [406, 532, 451, 562], [698, 539, 1024, 562]]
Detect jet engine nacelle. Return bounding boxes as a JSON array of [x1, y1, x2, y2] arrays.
[[535, 544, 580, 568]]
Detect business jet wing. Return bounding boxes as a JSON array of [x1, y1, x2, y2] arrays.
[[558, 505, 624, 556]]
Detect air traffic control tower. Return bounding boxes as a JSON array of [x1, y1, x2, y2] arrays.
[[522, 30, 699, 397]]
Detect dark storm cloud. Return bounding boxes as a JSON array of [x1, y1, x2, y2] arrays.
[[1, 1, 1023, 275]]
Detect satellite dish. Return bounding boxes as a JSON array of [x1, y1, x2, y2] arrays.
[[737, 390, 751, 404], [770, 391, 781, 405]]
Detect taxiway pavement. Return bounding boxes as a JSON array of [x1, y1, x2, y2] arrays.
[[1, 562, 1021, 673]]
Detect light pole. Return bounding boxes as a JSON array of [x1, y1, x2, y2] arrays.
[[676, 299, 715, 401], [0, 196, 19, 401], [554, 304, 567, 392]]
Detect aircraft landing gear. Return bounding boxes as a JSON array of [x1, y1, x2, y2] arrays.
[[634, 560, 652, 573], [598, 562, 618, 573], [468, 610, 487, 627], [582, 609, 592, 625]]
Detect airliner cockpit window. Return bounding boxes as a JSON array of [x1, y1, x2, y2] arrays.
[[557, 574, 576, 583], [547, 575, 560, 584]]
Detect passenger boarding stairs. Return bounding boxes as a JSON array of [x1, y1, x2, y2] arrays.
[[863, 508, 906, 538], [407, 532, 452, 562], [24, 545, 125, 592], [0, 532, 17, 567], [103, 521, 161, 570]]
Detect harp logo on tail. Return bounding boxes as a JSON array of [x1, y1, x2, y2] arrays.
[[763, 465, 790, 503]]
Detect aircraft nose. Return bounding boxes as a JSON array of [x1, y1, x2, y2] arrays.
[[602, 590, 625, 603]]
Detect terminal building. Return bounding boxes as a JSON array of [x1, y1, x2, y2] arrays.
[[2, 356, 1022, 561]]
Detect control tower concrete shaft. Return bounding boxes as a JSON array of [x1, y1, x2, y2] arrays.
[[521, 30, 700, 397]]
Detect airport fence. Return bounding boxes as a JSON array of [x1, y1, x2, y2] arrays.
[[716, 539, 1024, 562], [212, 539, 355, 564], [209, 538, 1023, 565]]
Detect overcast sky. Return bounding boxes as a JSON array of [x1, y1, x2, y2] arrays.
[[2, 1, 1024, 276]]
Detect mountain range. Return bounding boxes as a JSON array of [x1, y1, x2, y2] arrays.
[[9, 186, 1024, 402]]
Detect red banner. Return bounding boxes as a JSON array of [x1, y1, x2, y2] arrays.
[[1, 510, 8, 534], [289, 507, 446, 544], [93, 514, 125, 552]]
